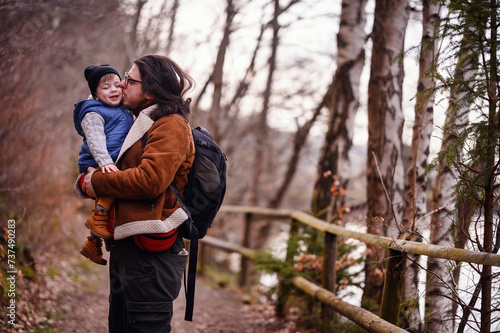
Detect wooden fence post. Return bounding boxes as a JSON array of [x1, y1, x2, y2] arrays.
[[321, 232, 337, 332], [380, 249, 405, 325], [198, 242, 206, 276], [239, 212, 252, 288], [276, 217, 301, 317]]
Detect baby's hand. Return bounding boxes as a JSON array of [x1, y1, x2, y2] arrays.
[[102, 163, 119, 173]]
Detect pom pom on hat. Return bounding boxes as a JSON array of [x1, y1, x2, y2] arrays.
[[84, 64, 121, 97]]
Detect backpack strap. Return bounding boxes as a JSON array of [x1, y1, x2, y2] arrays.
[[170, 183, 199, 322], [141, 132, 148, 149]]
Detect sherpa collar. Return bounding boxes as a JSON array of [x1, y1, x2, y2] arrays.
[[116, 104, 157, 162]]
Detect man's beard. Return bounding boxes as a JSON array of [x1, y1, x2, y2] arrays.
[[124, 98, 153, 117]]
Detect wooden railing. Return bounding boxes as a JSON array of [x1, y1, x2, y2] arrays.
[[199, 205, 500, 333]]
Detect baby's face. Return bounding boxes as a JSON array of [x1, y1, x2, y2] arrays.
[[95, 75, 122, 107]]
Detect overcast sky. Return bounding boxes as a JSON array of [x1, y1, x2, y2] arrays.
[[146, 0, 446, 156]]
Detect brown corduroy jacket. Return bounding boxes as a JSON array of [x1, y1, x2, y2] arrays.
[[90, 105, 195, 240]]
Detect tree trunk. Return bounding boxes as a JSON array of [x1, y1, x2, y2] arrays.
[[269, 100, 322, 209], [425, 33, 476, 333], [165, 0, 179, 54], [125, 0, 147, 61], [312, 0, 367, 220], [363, 0, 409, 311], [209, 0, 235, 142], [480, 2, 498, 331], [399, 1, 440, 330], [250, 0, 303, 249], [249, 0, 280, 208], [220, 25, 265, 145], [309, 0, 367, 326]]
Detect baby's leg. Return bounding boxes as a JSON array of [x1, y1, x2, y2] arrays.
[[96, 196, 114, 211]]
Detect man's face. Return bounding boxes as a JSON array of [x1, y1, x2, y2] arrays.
[[95, 74, 122, 107], [120, 64, 151, 115]]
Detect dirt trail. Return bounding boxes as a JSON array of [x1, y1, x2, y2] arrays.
[[2, 224, 295, 333], [172, 277, 291, 333], [49, 263, 294, 333]]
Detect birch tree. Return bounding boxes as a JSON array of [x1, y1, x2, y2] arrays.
[[422, 1, 499, 331], [424, 34, 476, 331], [306, 0, 367, 327], [399, 1, 441, 330], [312, 0, 367, 221], [363, 0, 409, 311], [451, 2, 499, 331]]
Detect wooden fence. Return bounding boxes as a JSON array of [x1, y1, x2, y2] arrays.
[[199, 205, 500, 333]]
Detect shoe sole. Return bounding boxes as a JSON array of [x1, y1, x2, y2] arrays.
[[85, 221, 113, 239], [80, 249, 107, 265]]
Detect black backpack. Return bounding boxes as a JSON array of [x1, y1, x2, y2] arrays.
[[170, 126, 226, 321], [142, 126, 227, 321], [172, 126, 227, 240]]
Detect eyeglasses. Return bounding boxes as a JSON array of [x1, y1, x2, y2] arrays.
[[124, 72, 142, 86]]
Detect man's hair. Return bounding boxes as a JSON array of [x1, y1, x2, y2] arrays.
[[134, 55, 195, 121]]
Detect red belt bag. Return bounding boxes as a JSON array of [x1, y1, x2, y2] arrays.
[[133, 228, 179, 251]]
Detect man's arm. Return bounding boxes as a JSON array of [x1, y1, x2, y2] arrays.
[[90, 116, 193, 200]]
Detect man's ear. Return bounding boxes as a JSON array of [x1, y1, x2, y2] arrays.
[[145, 92, 154, 102]]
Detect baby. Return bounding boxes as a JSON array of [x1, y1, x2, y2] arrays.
[[73, 64, 133, 265]]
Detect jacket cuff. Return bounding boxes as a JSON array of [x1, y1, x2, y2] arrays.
[[74, 170, 98, 199], [74, 173, 90, 199]]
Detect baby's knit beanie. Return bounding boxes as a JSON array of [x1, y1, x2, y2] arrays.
[[84, 64, 121, 97]]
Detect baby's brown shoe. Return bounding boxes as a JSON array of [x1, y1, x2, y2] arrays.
[[80, 236, 107, 265], [85, 208, 112, 239]]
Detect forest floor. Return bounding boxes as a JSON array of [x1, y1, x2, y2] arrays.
[[0, 245, 303, 333]]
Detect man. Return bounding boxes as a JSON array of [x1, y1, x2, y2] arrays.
[[79, 54, 195, 332]]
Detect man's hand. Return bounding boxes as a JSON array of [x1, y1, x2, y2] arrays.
[[83, 167, 98, 198]]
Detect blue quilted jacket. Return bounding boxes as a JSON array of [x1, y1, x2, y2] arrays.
[[73, 99, 134, 173]]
